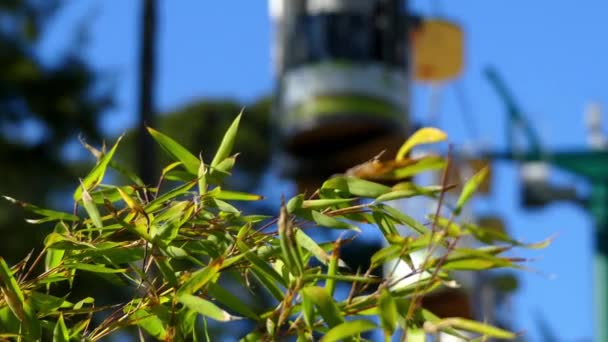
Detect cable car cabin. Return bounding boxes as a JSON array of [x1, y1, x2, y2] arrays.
[[270, 0, 411, 179]]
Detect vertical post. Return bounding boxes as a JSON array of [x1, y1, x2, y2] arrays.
[[592, 183, 608, 342], [137, 0, 158, 186]]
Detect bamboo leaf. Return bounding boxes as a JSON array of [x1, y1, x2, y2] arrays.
[[322, 176, 391, 198], [198, 154, 207, 195], [208, 155, 236, 185], [295, 229, 331, 265], [278, 205, 305, 277], [2, 196, 79, 224], [211, 112, 242, 168], [378, 289, 398, 336], [436, 317, 516, 339], [396, 127, 447, 161], [176, 262, 221, 296], [81, 184, 103, 229], [130, 309, 167, 340], [178, 294, 242, 322], [301, 286, 344, 328], [302, 198, 356, 210], [208, 283, 259, 320], [66, 263, 127, 274], [381, 204, 429, 235], [52, 314, 69, 342], [455, 166, 489, 215], [74, 135, 123, 201], [312, 211, 359, 231], [147, 126, 199, 174], [392, 155, 446, 178], [321, 319, 377, 342], [214, 189, 264, 201]]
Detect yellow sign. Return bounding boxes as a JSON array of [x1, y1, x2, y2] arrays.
[[412, 19, 464, 83]]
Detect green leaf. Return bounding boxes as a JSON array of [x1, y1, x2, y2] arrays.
[[392, 155, 446, 178], [325, 248, 339, 296], [214, 189, 264, 201], [147, 126, 199, 174], [0, 258, 39, 339], [66, 263, 127, 274], [198, 155, 207, 195], [322, 176, 391, 198], [372, 210, 399, 237], [302, 198, 356, 210], [154, 258, 178, 287], [145, 179, 197, 213], [312, 211, 359, 231], [178, 294, 241, 322], [378, 289, 398, 336], [208, 156, 236, 185], [130, 309, 167, 340], [396, 127, 447, 161], [295, 229, 331, 265], [301, 286, 344, 328], [455, 166, 489, 215], [321, 319, 377, 342], [0, 258, 25, 313], [301, 291, 314, 330], [30, 292, 71, 314], [211, 112, 242, 168], [52, 314, 69, 342], [208, 283, 259, 320], [371, 244, 402, 267], [81, 185, 103, 229], [375, 184, 446, 203], [286, 194, 304, 213], [436, 317, 516, 339], [278, 204, 305, 277], [381, 204, 429, 235], [2, 196, 79, 224], [109, 160, 145, 187], [177, 262, 221, 296], [74, 135, 123, 201], [45, 223, 68, 272]]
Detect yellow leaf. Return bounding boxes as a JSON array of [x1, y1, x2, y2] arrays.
[[395, 127, 447, 161]]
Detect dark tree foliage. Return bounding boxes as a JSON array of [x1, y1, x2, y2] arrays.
[[0, 0, 111, 262], [117, 97, 273, 193]]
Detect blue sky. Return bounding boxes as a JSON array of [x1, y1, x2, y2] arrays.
[[40, 1, 608, 340]]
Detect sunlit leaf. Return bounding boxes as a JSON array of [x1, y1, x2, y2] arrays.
[[66, 263, 126, 274], [321, 319, 377, 342], [396, 127, 447, 161], [214, 189, 264, 201], [198, 154, 207, 195], [130, 309, 167, 340], [434, 317, 516, 339], [147, 126, 199, 174], [455, 166, 489, 215], [208, 283, 259, 320], [2, 196, 79, 224], [52, 314, 69, 342], [312, 211, 359, 231], [322, 176, 391, 198], [176, 262, 221, 296], [301, 286, 344, 328], [211, 111, 242, 168], [81, 185, 103, 229], [178, 294, 241, 322], [302, 198, 356, 210], [74, 135, 123, 201]]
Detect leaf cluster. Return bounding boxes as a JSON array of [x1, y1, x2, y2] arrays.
[[0, 116, 548, 341]]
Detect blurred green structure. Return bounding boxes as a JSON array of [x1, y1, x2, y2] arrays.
[[485, 66, 608, 342]]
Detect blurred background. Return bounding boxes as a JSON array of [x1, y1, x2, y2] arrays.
[[1, 0, 607, 340]]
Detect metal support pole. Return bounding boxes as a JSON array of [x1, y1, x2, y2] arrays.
[[592, 183, 608, 342]]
